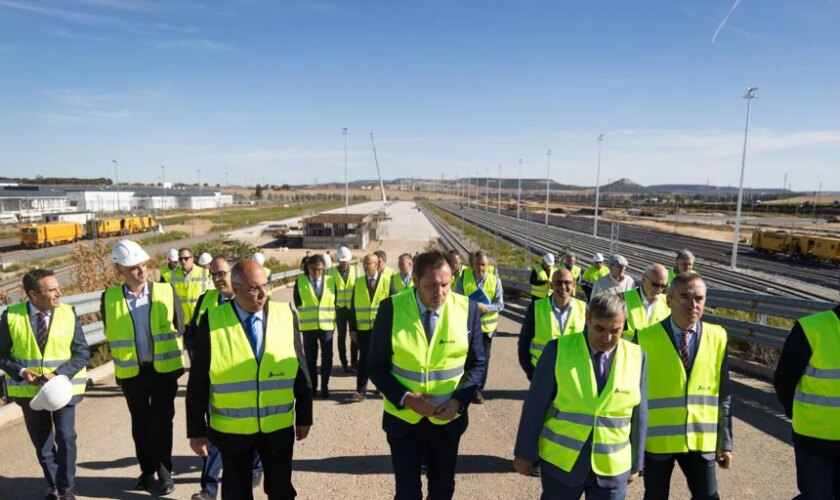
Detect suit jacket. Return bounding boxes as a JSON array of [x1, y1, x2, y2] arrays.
[[185, 302, 313, 443], [367, 294, 485, 438], [347, 273, 384, 333], [514, 337, 647, 488], [99, 281, 186, 379], [0, 302, 91, 406], [637, 316, 733, 460]]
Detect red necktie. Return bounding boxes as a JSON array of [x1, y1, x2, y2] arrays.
[[680, 329, 693, 369], [368, 277, 376, 297], [36, 312, 49, 354]]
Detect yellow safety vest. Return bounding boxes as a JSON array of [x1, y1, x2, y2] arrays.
[[160, 266, 175, 283], [539, 335, 642, 476], [170, 267, 213, 323], [208, 302, 297, 434], [5, 303, 87, 399], [531, 296, 587, 367], [531, 264, 554, 298], [352, 274, 390, 331], [462, 268, 499, 334], [392, 273, 415, 293], [103, 283, 184, 380], [330, 265, 357, 309], [295, 276, 336, 331], [193, 289, 221, 327], [565, 265, 582, 282], [384, 291, 469, 425], [792, 310, 840, 440], [667, 268, 699, 286], [450, 265, 471, 293], [582, 265, 609, 285], [622, 289, 670, 338], [637, 321, 726, 453]]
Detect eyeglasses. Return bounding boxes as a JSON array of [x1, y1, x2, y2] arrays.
[[645, 276, 668, 289], [210, 271, 228, 279], [555, 280, 575, 288], [179, 256, 193, 261], [235, 283, 269, 295]]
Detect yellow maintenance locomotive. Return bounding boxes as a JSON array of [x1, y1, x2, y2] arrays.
[[20, 215, 157, 248], [751, 229, 840, 264]]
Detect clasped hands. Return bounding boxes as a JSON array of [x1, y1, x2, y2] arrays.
[[22, 369, 54, 385], [403, 392, 460, 421]]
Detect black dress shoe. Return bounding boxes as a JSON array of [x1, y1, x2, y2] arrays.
[[160, 478, 175, 496], [134, 472, 154, 491], [320, 388, 330, 399], [44, 487, 58, 500]]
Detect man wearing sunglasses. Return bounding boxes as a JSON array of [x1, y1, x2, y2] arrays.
[[623, 264, 671, 339], [171, 248, 213, 324]]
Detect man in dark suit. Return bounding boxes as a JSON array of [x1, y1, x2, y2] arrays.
[[349, 253, 391, 402], [634, 274, 733, 500], [514, 293, 647, 498], [368, 248, 486, 500], [186, 259, 313, 500], [0, 269, 90, 500]]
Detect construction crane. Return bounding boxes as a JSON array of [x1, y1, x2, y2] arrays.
[[370, 132, 390, 219]]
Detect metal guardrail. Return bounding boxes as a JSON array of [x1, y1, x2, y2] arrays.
[[0, 268, 306, 353], [495, 266, 836, 348]]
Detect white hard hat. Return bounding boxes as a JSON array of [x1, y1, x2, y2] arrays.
[[197, 252, 212, 266], [253, 252, 266, 265], [30, 375, 73, 412], [167, 248, 179, 261], [112, 240, 150, 267], [592, 253, 605, 263], [323, 253, 332, 268], [336, 246, 352, 262], [542, 253, 555, 265]]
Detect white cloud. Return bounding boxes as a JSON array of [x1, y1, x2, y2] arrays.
[[147, 39, 233, 51], [0, 0, 110, 25]]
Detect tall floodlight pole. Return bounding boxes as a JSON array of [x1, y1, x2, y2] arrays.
[[730, 87, 758, 270], [544, 149, 552, 225], [343, 128, 349, 214], [497, 165, 502, 215], [112, 159, 119, 211], [593, 134, 604, 237], [485, 168, 489, 212], [516, 158, 523, 220], [466, 174, 471, 209]]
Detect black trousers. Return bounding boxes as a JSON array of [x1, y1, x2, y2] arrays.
[[794, 444, 840, 500], [355, 329, 372, 394], [302, 329, 333, 392], [213, 428, 297, 500], [386, 418, 465, 500], [643, 452, 719, 500], [20, 403, 77, 493], [479, 333, 493, 390], [120, 365, 179, 475], [335, 307, 358, 368]]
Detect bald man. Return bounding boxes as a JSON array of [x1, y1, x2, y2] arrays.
[[622, 264, 671, 338]]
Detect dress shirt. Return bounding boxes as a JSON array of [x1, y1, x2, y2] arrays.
[[20, 303, 53, 377], [551, 296, 572, 334], [642, 294, 658, 321], [400, 273, 411, 287], [310, 276, 323, 300], [587, 338, 617, 385], [124, 283, 153, 363], [232, 300, 264, 357], [669, 318, 700, 370]]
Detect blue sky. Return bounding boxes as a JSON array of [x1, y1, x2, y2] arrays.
[[0, 0, 838, 190]]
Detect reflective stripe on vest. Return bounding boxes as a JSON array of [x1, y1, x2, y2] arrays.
[[384, 291, 469, 425], [103, 283, 184, 380], [392, 273, 414, 293], [330, 265, 357, 309], [538, 335, 642, 476], [208, 302, 297, 434], [531, 297, 586, 367], [622, 289, 670, 337], [295, 276, 336, 331], [793, 310, 840, 440], [170, 267, 213, 322], [531, 264, 554, 298], [5, 303, 87, 399], [637, 321, 726, 453], [352, 274, 390, 331], [462, 268, 499, 334]]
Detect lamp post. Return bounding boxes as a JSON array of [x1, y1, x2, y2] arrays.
[[544, 149, 552, 225], [730, 87, 758, 270], [343, 127, 349, 214], [485, 168, 489, 212], [497, 164, 502, 216], [593, 134, 604, 237], [516, 158, 522, 220]]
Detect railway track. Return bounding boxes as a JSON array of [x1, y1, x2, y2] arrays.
[[428, 203, 835, 301], [480, 205, 840, 290]]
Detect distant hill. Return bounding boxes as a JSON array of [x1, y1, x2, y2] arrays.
[[650, 184, 792, 195]]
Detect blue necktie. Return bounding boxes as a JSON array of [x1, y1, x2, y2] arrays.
[[245, 314, 260, 357], [594, 351, 607, 393], [423, 311, 434, 344]]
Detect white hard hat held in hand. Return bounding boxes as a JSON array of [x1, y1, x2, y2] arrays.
[[30, 375, 74, 412], [112, 240, 151, 267]]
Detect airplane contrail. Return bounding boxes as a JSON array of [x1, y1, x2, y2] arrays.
[[712, 0, 743, 44]]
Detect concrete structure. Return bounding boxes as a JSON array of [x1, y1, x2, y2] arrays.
[[132, 189, 233, 211], [0, 186, 72, 222], [66, 190, 134, 212], [301, 213, 379, 249]]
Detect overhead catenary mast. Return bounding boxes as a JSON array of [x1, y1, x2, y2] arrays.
[[369, 132, 388, 218]]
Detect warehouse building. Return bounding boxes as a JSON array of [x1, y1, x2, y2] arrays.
[[300, 213, 379, 250]]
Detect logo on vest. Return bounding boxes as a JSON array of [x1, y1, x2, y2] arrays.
[[696, 384, 713, 392], [613, 388, 631, 395], [438, 339, 456, 345], [268, 371, 285, 378]]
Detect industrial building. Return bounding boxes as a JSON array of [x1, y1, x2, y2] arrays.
[[300, 213, 379, 250]]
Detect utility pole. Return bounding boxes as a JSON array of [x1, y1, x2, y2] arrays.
[[343, 127, 349, 214], [161, 165, 166, 215], [517, 158, 523, 220], [594, 134, 604, 237], [544, 149, 552, 225], [485, 168, 489, 212], [112, 159, 119, 212]]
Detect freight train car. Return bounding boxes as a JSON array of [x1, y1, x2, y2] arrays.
[[751, 229, 840, 264], [20, 222, 84, 248], [85, 215, 157, 238]]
